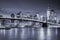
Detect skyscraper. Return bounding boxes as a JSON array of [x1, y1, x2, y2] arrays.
[[47, 6, 57, 23], [47, 6, 51, 20]]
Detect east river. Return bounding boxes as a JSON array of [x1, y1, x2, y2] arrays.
[[0, 27, 60, 40]]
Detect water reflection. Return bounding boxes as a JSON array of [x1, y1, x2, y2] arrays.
[[0, 27, 59, 40], [39, 28, 45, 40]]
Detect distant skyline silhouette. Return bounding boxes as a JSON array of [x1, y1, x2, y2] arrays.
[[0, 0, 60, 20]]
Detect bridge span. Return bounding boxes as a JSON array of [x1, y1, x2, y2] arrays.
[[0, 17, 46, 23], [0, 17, 59, 29]]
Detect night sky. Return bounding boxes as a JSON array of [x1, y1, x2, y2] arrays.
[[0, 0, 60, 20]]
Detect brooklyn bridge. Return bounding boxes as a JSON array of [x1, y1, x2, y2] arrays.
[[0, 17, 60, 29]]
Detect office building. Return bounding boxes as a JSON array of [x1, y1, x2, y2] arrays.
[[0, 15, 3, 18], [34, 11, 40, 20], [11, 13, 15, 18], [58, 20, 60, 24], [11, 13, 15, 23], [40, 15, 47, 22], [17, 11, 22, 18], [47, 7, 57, 23]]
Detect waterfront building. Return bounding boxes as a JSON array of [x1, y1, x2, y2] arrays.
[[47, 6, 51, 20], [40, 15, 47, 22], [29, 15, 33, 19], [40, 15, 43, 21], [11, 13, 15, 18], [58, 20, 60, 24], [47, 7, 57, 23], [26, 13, 30, 18], [26, 12, 32, 19], [34, 11, 40, 20], [0, 15, 3, 18], [22, 12, 32, 19], [11, 13, 15, 23], [16, 11, 22, 18], [34, 14, 37, 20], [22, 14, 27, 18]]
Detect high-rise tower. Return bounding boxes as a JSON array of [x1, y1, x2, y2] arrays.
[[47, 6, 51, 20], [47, 6, 57, 23]]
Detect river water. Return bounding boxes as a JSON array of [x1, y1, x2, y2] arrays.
[[0, 27, 60, 40]]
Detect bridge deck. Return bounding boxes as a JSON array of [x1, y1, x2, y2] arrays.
[[0, 17, 46, 23]]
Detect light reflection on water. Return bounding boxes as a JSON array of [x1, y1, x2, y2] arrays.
[[39, 28, 44, 40], [0, 27, 59, 40]]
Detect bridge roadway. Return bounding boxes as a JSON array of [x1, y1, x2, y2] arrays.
[[0, 17, 60, 29], [0, 17, 59, 25], [0, 17, 46, 23]]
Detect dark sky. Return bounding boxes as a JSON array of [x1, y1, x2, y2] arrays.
[[0, 0, 60, 20]]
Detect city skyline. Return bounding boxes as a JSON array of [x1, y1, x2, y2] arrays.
[[0, 0, 60, 20], [0, 0, 60, 40]]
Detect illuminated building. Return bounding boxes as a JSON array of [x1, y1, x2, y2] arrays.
[[11, 13, 15, 18], [47, 7, 57, 23], [40, 15, 47, 22], [11, 13, 15, 23], [34, 11, 40, 20], [17, 11, 21, 18]]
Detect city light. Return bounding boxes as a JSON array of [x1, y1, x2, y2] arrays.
[[0, 6, 60, 28]]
